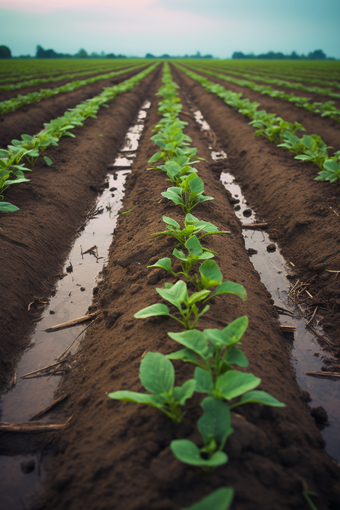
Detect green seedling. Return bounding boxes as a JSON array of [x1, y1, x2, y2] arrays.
[[194, 366, 284, 409], [182, 487, 234, 510], [134, 279, 211, 329], [315, 159, 340, 182], [167, 316, 249, 381], [171, 397, 232, 469], [135, 278, 246, 329], [149, 244, 246, 297], [122, 206, 136, 214], [294, 134, 331, 169], [153, 214, 229, 248], [162, 174, 213, 213], [108, 352, 195, 424]]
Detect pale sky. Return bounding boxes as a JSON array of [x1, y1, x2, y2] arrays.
[[0, 0, 339, 58]]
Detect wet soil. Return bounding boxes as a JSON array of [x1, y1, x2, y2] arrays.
[[0, 67, 147, 147], [181, 65, 340, 151], [0, 65, 137, 103], [1, 65, 340, 510], [0, 66, 160, 391], [172, 65, 340, 354]]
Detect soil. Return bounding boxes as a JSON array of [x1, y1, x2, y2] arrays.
[[0, 66, 147, 146], [0, 65, 139, 102], [1, 63, 340, 510]]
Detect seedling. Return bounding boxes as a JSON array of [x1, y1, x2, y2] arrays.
[[153, 214, 229, 247], [135, 279, 246, 330], [162, 174, 213, 213], [171, 397, 232, 469], [167, 316, 249, 381], [315, 159, 340, 182], [108, 352, 195, 424]]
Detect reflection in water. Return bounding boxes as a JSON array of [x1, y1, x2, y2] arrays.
[[191, 102, 340, 463], [0, 100, 151, 510]]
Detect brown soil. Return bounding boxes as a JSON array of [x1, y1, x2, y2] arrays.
[[172, 64, 340, 354], [182, 65, 340, 149], [0, 66, 138, 102], [0, 67, 147, 146], [1, 65, 340, 510], [0, 66, 160, 390]]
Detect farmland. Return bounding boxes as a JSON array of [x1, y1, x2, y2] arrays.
[[0, 58, 340, 510]]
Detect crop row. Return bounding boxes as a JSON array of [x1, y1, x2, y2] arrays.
[[0, 61, 136, 91], [185, 63, 340, 123], [0, 64, 144, 115], [108, 63, 285, 510], [0, 64, 158, 214], [192, 61, 340, 99], [176, 64, 340, 183], [201, 60, 340, 83], [0, 59, 134, 80]]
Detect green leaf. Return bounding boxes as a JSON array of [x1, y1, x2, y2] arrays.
[[0, 202, 19, 213], [168, 330, 209, 359], [107, 390, 162, 408], [44, 156, 53, 166], [185, 235, 204, 256], [156, 280, 188, 309], [212, 281, 247, 301], [171, 439, 227, 467], [204, 316, 248, 347], [215, 371, 261, 400], [182, 487, 234, 510], [173, 379, 196, 405], [161, 190, 184, 205], [199, 260, 223, 288], [148, 257, 173, 272], [148, 152, 164, 163], [225, 346, 248, 367], [194, 367, 214, 394], [134, 303, 171, 318], [163, 215, 180, 230], [188, 290, 210, 306], [237, 390, 285, 407], [198, 397, 233, 449], [166, 348, 200, 364], [140, 352, 174, 395], [189, 176, 204, 194]]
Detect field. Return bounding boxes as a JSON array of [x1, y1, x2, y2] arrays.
[[1, 59, 340, 510]]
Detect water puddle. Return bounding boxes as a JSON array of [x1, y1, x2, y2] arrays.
[[0, 100, 151, 509], [190, 103, 340, 463]]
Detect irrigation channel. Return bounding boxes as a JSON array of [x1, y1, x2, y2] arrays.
[[189, 103, 340, 463], [0, 100, 151, 510]]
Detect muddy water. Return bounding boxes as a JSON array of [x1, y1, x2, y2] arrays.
[[0, 101, 151, 510], [192, 106, 340, 463]]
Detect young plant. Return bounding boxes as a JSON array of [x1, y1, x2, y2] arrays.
[[108, 352, 195, 424], [153, 214, 229, 247], [134, 280, 211, 329], [315, 159, 340, 182], [167, 316, 249, 382], [135, 279, 246, 330], [171, 397, 232, 470], [162, 174, 213, 213]]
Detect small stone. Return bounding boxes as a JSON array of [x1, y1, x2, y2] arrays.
[[267, 243, 276, 252], [234, 205, 241, 211], [247, 248, 258, 256], [21, 460, 35, 474], [243, 208, 252, 217], [80, 287, 86, 292], [311, 406, 328, 424], [49, 310, 55, 315]]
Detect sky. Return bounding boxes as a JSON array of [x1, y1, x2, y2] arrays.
[[0, 0, 339, 59]]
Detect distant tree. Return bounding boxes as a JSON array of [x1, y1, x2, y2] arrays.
[[0, 45, 11, 58], [76, 48, 88, 58], [160, 54, 170, 58], [36, 45, 61, 58], [232, 52, 246, 59], [290, 51, 298, 59], [308, 49, 326, 60], [145, 53, 155, 58], [203, 54, 213, 59], [106, 53, 116, 58]]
